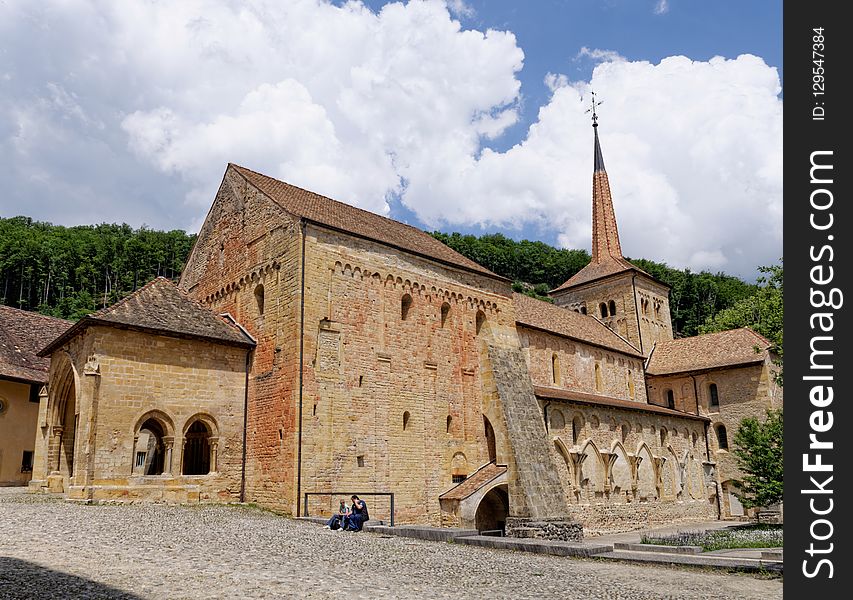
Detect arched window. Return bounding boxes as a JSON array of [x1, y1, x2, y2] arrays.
[[254, 284, 265, 316], [599, 303, 608, 318], [666, 389, 675, 410], [608, 300, 616, 316], [440, 302, 451, 328], [654, 303, 661, 319], [135, 418, 166, 476], [183, 420, 211, 475], [551, 353, 560, 385], [475, 310, 486, 335], [709, 384, 720, 410], [483, 416, 496, 462], [401, 294, 413, 320], [580, 305, 587, 315], [627, 370, 635, 398], [446, 415, 452, 434], [594, 363, 602, 391], [716, 424, 729, 450], [402, 411, 411, 431]]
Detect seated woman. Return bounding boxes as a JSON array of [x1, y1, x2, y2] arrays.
[[341, 495, 369, 531], [325, 499, 349, 530]]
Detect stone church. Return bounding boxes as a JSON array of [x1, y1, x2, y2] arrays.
[[24, 121, 782, 536]]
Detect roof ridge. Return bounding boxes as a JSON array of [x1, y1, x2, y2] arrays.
[[87, 276, 170, 320]]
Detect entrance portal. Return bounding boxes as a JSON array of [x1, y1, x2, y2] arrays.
[[475, 484, 509, 533]]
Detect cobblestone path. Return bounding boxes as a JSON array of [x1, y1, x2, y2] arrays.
[[0, 490, 782, 599]]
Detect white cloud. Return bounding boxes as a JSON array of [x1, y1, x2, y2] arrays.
[[654, 0, 670, 15], [445, 0, 475, 19], [0, 0, 781, 278]]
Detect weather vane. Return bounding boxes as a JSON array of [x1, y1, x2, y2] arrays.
[[585, 90, 604, 126]]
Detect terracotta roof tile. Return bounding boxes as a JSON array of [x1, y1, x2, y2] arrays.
[[0, 306, 72, 384], [439, 462, 507, 501], [550, 255, 648, 291], [230, 165, 502, 280], [646, 328, 771, 376], [512, 293, 643, 358], [39, 278, 255, 356], [533, 385, 709, 421]]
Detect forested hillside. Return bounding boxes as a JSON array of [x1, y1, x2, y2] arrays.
[[1, 217, 769, 341]]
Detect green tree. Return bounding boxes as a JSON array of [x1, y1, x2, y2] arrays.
[[732, 409, 784, 513]]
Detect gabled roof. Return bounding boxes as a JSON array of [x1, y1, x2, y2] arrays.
[[39, 278, 255, 357], [512, 293, 643, 358], [229, 164, 503, 281], [0, 306, 72, 384], [439, 462, 507, 501], [533, 385, 709, 422], [646, 328, 772, 376]]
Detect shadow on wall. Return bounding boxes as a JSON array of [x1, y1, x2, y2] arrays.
[[0, 557, 142, 600]]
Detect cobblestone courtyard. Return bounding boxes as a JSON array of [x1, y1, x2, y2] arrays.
[[0, 490, 781, 599]]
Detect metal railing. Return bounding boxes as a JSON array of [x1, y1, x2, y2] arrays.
[[303, 492, 395, 527]]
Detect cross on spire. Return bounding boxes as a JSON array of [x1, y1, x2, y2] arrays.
[[586, 90, 603, 127]]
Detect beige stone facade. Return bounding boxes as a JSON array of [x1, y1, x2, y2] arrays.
[[0, 379, 40, 485]]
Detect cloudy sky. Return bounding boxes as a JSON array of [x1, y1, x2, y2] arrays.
[[0, 0, 782, 279]]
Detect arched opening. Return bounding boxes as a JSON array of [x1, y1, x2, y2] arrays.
[[52, 366, 78, 479], [451, 451, 468, 483], [475, 310, 487, 336], [475, 484, 509, 533], [483, 415, 496, 463], [551, 353, 560, 385], [580, 305, 587, 315], [182, 420, 211, 475], [446, 415, 452, 434], [440, 302, 451, 328], [709, 383, 720, 410], [594, 363, 602, 391], [136, 418, 166, 476], [402, 411, 411, 431], [599, 303, 608, 318], [549, 408, 565, 431], [401, 294, 413, 321], [716, 424, 729, 450], [254, 284, 265, 316], [608, 300, 616, 316], [665, 389, 675, 410]]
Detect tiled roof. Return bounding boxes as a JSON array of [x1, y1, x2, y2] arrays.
[[551, 255, 648, 291], [533, 385, 709, 422], [39, 278, 255, 356], [646, 328, 771, 376], [439, 462, 507, 501], [230, 165, 502, 280], [512, 293, 643, 358], [0, 306, 71, 384]]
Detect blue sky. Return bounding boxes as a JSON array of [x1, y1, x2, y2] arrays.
[[0, 1, 782, 279]]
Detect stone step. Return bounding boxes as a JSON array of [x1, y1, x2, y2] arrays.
[[613, 542, 702, 555]]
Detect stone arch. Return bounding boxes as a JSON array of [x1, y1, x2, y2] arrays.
[[549, 408, 565, 431], [661, 448, 679, 498], [451, 451, 468, 481], [440, 302, 451, 328], [401, 293, 413, 320], [553, 438, 574, 501], [635, 444, 657, 501], [578, 440, 605, 496], [599, 302, 608, 318], [475, 309, 488, 336], [474, 483, 509, 533], [609, 441, 632, 499], [47, 353, 79, 479], [182, 413, 219, 475], [402, 411, 411, 431], [608, 300, 617, 316], [483, 415, 497, 463], [254, 284, 265, 315]]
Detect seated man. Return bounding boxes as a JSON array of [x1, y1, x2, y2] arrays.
[[341, 495, 369, 531], [325, 499, 350, 530]]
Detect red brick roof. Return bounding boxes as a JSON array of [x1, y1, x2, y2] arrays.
[[0, 306, 71, 384], [646, 328, 771, 376], [533, 385, 709, 421], [39, 278, 255, 356], [230, 164, 502, 280], [513, 293, 643, 358], [439, 462, 507, 501]]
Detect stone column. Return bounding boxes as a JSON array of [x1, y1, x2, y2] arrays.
[[162, 436, 175, 476], [48, 426, 64, 474], [209, 438, 219, 474]]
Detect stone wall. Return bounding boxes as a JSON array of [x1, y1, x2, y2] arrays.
[[519, 326, 646, 403], [0, 379, 39, 485]]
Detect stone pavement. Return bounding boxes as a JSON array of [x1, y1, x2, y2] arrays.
[[0, 489, 782, 599]]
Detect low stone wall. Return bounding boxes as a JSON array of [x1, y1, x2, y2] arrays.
[[505, 516, 584, 542], [566, 499, 714, 536]]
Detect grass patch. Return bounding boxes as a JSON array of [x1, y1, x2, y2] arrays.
[[641, 524, 783, 551]]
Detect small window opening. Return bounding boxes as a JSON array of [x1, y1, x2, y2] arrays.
[[621, 424, 629, 443], [21, 450, 34, 473], [401, 294, 413, 320], [594, 363, 602, 391], [716, 425, 728, 450], [475, 310, 486, 335], [599, 303, 608, 318], [357, 455, 365, 467], [358, 375, 364, 387], [402, 411, 410, 431], [312, 404, 317, 416], [446, 415, 452, 434], [254, 284, 265, 316], [660, 427, 668, 447], [551, 353, 560, 385], [666, 389, 675, 410], [608, 300, 616, 316], [572, 417, 581, 444], [135, 451, 146, 468], [440, 302, 451, 328], [709, 384, 719, 410], [580, 305, 587, 315], [452, 474, 467, 484], [279, 428, 283, 440]]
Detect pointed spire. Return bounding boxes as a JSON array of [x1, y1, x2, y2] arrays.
[[588, 98, 623, 262]]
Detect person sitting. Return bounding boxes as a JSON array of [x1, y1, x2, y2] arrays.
[[340, 495, 369, 531], [324, 499, 350, 530]]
